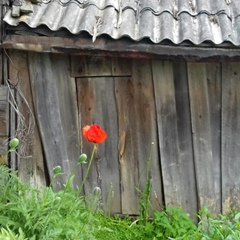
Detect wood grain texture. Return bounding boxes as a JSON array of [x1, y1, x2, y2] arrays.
[[0, 4, 2, 48], [8, 50, 240, 215], [28, 53, 81, 190], [115, 59, 162, 215], [222, 62, 240, 213], [152, 60, 197, 217], [71, 56, 112, 77], [206, 63, 221, 213], [111, 58, 131, 76], [115, 75, 140, 214], [71, 56, 131, 77], [0, 86, 7, 137], [172, 61, 198, 218], [0, 86, 8, 155], [5, 35, 240, 60], [188, 62, 219, 213], [8, 50, 46, 186], [77, 76, 121, 214], [0, 48, 2, 85], [130, 59, 163, 213]]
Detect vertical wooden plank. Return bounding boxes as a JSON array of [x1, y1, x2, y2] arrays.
[[0, 3, 2, 85], [77, 77, 121, 214], [0, 50, 2, 86], [0, 55, 2, 85], [188, 62, 220, 213], [131, 59, 163, 213], [115, 76, 139, 214], [152, 60, 197, 217], [0, 87, 7, 139], [172, 61, 198, 217], [28, 52, 80, 190], [8, 50, 46, 187], [50, 54, 81, 188], [0, 86, 8, 157], [206, 63, 221, 213], [115, 59, 162, 215], [0, 2, 2, 43], [9, 88, 17, 170], [1, 0, 9, 159], [222, 62, 240, 213], [0, 2, 8, 163]]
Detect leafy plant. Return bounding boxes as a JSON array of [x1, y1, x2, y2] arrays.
[[138, 142, 154, 225], [0, 227, 27, 240], [152, 207, 197, 239], [2, 135, 240, 239], [195, 207, 240, 240]]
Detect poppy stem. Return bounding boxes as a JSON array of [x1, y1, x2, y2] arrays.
[[78, 144, 97, 195]]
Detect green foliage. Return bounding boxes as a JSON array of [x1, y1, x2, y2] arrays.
[[138, 143, 154, 225], [0, 227, 27, 240], [194, 207, 240, 240], [0, 165, 156, 240], [152, 207, 197, 239], [1, 164, 240, 239], [0, 165, 94, 239], [165, 207, 240, 240]]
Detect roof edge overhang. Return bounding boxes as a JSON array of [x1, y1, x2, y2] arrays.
[[2, 35, 240, 61]]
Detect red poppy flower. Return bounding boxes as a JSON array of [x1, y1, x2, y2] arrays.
[[82, 124, 107, 144]]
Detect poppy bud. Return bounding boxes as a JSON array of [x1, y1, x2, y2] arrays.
[[54, 196, 61, 204], [93, 187, 101, 197], [9, 138, 19, 148], [53, 165, 62, 175], [78, 153, 87, 164]]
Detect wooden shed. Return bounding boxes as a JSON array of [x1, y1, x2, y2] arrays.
[[1, 0, 240, 217]]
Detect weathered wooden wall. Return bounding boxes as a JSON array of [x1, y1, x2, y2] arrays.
[[7, 50, 240, 216], [0, 3, 9, 162], [0, 86, 8, 159]]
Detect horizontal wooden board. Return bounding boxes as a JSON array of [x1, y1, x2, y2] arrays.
[[5, 35, 240, 60], [71, 56, 131, 77], [71, 56, 112, 77]]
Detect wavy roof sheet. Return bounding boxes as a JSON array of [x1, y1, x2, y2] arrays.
[[3, 0, 240, 45]]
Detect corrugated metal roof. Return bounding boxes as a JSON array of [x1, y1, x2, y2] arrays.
[[3, 0, 240, 45]]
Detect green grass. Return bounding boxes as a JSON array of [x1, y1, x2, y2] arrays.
[[0, 165, 240, 239]]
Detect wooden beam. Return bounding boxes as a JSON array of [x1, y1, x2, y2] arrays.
[[188, 62, 221, 214], [77, 76, 121, 214], [0, 86, 8, 158], [0, 3, 2, 85], [222, 62, 240, 213], [152, 60, 197, 219], [28, 52, 81, 190], [3, 35, 240, 61], [8, 50, 46, 186]]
